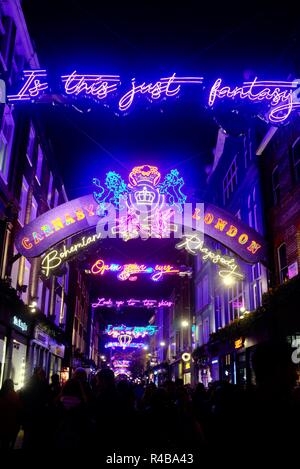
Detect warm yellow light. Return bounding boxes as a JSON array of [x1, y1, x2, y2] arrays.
[[181, 320, 189, 328], [223, 276, 235, 286], [240, 306, 246, 313], [160, 341, 166, 347]]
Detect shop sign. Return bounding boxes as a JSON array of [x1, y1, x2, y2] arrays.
[[234, 338, 244, 349], [12, 316, 29, 333]]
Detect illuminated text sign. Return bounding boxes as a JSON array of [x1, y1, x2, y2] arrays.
[[91, 298, 174, 308], [7, 70, 300, 124], [90, 258, 192, 282]]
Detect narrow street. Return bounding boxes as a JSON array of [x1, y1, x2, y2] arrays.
[[0, 0, 300, 457]]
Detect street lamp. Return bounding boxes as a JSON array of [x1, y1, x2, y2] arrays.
[[160, 341, 166, 347], [181, 320, 189, 328]]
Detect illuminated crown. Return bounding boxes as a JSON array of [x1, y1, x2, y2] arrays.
[[129, 165, 161, 186], [134, 186, 155, 205]]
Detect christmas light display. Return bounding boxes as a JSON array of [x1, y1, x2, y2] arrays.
[[8, 70, 300, 124], [90, 258, 191, 281], [176, 234, 244, 282], [91, 298, 174, 308], [105, 324, 158, 339]]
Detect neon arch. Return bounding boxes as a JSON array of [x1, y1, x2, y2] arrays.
[[15, 165, 267, 266]]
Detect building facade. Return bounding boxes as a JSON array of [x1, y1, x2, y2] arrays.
[[193, 126, 269, 386], [0, 0, 71, 388]]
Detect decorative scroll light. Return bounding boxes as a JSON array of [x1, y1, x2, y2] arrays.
[[176, 234, 244, 282], [41, 232, 101, 276], [105, 324, 158, 339], [91, 298, 174, 308], [90, 258, 192, 282]]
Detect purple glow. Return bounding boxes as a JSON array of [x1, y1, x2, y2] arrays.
[[61, 71, 121, 100], [7, 70, 49, 101], [208, 77, 300, 123]]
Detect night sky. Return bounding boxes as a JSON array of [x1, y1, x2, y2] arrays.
[[22, 1, 300, 199], [21, 1, 300, 324]]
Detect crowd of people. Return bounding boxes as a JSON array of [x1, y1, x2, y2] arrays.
[[0, 341, 300, 453]]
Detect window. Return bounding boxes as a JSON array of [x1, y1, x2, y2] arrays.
[[196, 275, 209, 311], [10, 245, 20, 289], [227, 282, 244, 322], [223, 156, 238, 203], [30, 194, 38, 222], [215, 295, 222, 330], [47, 172, 53, 206], [37, 279, 43, 310], [203, 275, 209, 306], [248, 186, 258, 231], [53, 189, 59, 207], [22, 259, 31, 304], [55, 295, 61, 325], [26, 125, 35, 167], [19, 176, 29, 226], [35, 145, 43, 185], [203, 318, 210, 344], [292, 137, 300, 183], [0, 16, 16, 71], [44, 287, 50, 316], [278, 243, 288, 283], [272, 166, 280, 206], [251, 263, 262, 309], [0, 105, 14, 183]]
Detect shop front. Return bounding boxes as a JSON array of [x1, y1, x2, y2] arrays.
[[29, 324, 65, 381], [5, 314, 31, 390]]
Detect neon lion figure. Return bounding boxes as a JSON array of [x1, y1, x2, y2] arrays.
[[93, 171, 130, 214], [158, 169, 187, 212]]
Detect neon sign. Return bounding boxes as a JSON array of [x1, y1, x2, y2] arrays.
[[208, 77, 300, 124], [7, 70, 300, 124], [112, 360, 131, 368], [41, 232, 101, 276], [91, 298, 174, 308], [176, 234, 244, 282], [93, 164, 186, 218], [12, 316, 29, 332], [15, 165, 267, 265], [90, 258, 191, 282], [8, 70, 203, 112], [104, 341, 146, 349], [191, 205, 265, 262], [105, 324, 158, 339], [114, 369, 131, 377]]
